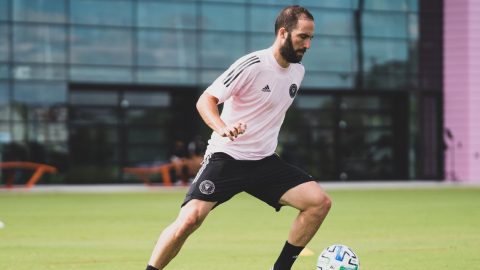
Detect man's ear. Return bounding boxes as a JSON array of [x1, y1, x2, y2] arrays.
[[279, 27, 287, 39]]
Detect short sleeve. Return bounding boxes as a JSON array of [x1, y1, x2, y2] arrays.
[[205, 55, 261, 104]]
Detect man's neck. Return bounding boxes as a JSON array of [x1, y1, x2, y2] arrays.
[[270, 46, 290, 68]]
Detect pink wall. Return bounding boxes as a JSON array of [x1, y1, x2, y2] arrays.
[[444, 0, 480, 181]]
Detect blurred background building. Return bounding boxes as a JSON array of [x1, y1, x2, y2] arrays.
[[0, 0, 457, 184]]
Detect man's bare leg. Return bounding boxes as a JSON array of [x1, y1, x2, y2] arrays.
[[272, 181, 332, 270], [148, 199, 216, 269]]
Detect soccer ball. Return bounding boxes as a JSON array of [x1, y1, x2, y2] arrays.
[[317, 245, 359, 270]]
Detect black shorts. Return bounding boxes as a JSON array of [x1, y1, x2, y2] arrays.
[[182, 152, 315, 211]]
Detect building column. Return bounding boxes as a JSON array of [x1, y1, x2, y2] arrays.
[[444, 0, 480, 181]]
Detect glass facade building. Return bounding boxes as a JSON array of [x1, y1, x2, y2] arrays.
[[0, 0, 443, 184]]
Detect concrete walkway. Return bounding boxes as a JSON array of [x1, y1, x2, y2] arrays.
[[1, 181, 479, 193]]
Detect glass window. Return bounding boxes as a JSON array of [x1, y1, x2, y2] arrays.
[[0, 0, 8, 20], [137, 68, 196, 86], [70, 0, 132, 26], [0, 63, 8, 78], [200, 69, 224, 85], [362, 39, 408, 73], [137, 30, 197, 68], [250, 6, 284, 33], [128, 146, 168, 163], [296, 95, 334, 110], [201, 3, 246, 31], [70, 27, 133, 66], [299, 0, 353, 9], [13, 0, 66, 23], [302, 72, 354, 88], [363, 72, 407, 89], [362, 12, 407, 38], [251, 34, 276, 52], [408, 40, 417, 73], [251, 0, 293, 4], [125, 109, 170, 125], [0, 24, 9, 61], [13, 24, 66, 63], [124, 91, 170, 108], [128, 128, 166, 144], [303, 37, 353, 72], [14, 123, 68, 142], [206, 0, 245, 3], [309, 9, 353, 36], [364, 0, 408, 11], [408, 13, 418, 40], [69, 108, 118, 124], [408, 0, 418, 12], [13, 82, 67, 104], [137, 1, 196, 29], [13, 64, 66, 80], [70, 66, 133, 83], [202, 33, 246, 68], [70, 91, 118, 106], [0, 81, 9, 104]]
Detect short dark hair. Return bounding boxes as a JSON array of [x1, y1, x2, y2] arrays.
[[275, 5, 314, 36]]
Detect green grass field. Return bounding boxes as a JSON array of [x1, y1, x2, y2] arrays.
[[1, 186, 479, 270]]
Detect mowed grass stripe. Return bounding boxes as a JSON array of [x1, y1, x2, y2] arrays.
[[0, 187, 479, 270]]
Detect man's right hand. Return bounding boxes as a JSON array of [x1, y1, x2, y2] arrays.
[[218, 120, 247, 141]]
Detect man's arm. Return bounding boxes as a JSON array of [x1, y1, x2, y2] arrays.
[[196, 92, 246, 141]]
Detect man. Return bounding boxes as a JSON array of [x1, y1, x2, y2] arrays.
[[146, 5, 331, 270]]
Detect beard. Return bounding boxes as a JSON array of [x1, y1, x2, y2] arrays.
[[279, 33, 306, 64]]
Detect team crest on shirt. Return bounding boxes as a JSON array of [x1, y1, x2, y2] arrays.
[[199, 180, 215, 195], [289, 84, 298, 98]]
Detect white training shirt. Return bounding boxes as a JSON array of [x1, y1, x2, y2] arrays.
[[204, 48, 305, 160]]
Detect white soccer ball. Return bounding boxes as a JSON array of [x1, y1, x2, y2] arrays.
[[317, 244, 359, 270]]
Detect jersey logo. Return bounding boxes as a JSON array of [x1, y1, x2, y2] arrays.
[[222, 55, 260, 87], [199, 180, 215, 195], [289, 84, 298, 98], [261, 85, 271, 92]]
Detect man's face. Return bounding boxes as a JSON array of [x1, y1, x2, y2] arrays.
[[279, 19, 315, 64]]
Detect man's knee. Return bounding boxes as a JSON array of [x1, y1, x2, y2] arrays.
[[309, 192, 332, 219], [174, 215, 203, 238]]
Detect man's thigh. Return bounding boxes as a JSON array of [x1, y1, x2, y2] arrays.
[[278, 181, 329, 212], [245, 154, 316, 212]]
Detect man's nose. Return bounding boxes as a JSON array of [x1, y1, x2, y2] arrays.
[[304, 39, 311, 49]]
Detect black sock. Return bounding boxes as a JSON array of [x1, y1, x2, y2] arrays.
[[146, 265, 159, 270], [273, 241, 304, 270]]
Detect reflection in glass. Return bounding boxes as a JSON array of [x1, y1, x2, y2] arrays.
[[202, 33, 246, 68], [299, 0, 353, 8], [137, 68, 196, 85], [128, 129, 165, 143], [408, 0, 418, 12], [364, 0, 407, 11], [0, 124, 11, 143], [200, 70, 224, 85], [125, 109, 170, 125], [0, 64, 8, 78], [0, 0, 7, 20], [13, 82, 67, 104], [137, 1, 196, 29], [309, 9, 353, 36], [362, 12, 407, 38], [70, 27, 132, 65], [201, 4, 246, 31], [296, 95, 334, 110], [303, 37, 353, 72], [128, 146, 168, 163], [0, 24, 8, 61], [408, 14, 418, 40], [70, 0, 132, 26], [341, 96, 391, 109], [251, 0, 293, 4], [342, 112, 392, 127], [124, 92, 170, 108], [251, 34, 276, 52], [69, 108, 118, 124], [70, 91, 118, 106], [137, 30, 196, 68], [13, 0, 66, 23], [69, 126, 118, 144], [302, 72, 354, 88], [70, 66, 133, 83], [363, 39, 408, 73], [0, 81, 8, 104], [363, 73, 407, 89], [250, 6, 284, 33], [13, 123, 68, 142], [13, 25, 66, 63], [13, 64, 66, 80]]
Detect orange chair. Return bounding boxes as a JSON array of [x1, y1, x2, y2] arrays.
[[123, 162, 188, 187], [0, 162, 58, 189]]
